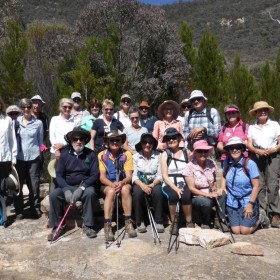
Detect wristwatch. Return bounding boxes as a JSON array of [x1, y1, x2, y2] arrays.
[[80, 186, 86, 191]]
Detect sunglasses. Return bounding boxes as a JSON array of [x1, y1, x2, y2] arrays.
[[8, 112, 19, 116], [228, 145, 243, 151], [21, 106, 32, 110], [109, 138, 121, 143], [166, 136, 178, 141], [104, 108, 113, 112], [130, 116, 139, 120], [122, 99, 131, 103], [196, 149, 209, 154], [73, 98, 81, 102], [142, 140, 153, 145], [63, 105, 72, 110], [72, 137, 85, 142], [191, 97, 204, 103], [256, 108, 268, 113], [139, 107, 148, 111], [91, 107, 99, 110], [182, 105, 190, 109]]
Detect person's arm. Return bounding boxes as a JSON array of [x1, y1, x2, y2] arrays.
[[244, 178, 259, 218], [89, 129, 96, 150], [247, 136, 266, 156], [83, 151, 100, 187], [122, 133, 135, 154], [9, 118, 17, 165], [38, 120, 44, 147], [211, 108, 221, 138], [100, 170, 115, 188]]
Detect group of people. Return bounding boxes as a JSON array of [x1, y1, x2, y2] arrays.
[[1, 89, 280, 244]]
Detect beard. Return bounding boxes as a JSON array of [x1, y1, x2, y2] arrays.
[[72, 144, 84, 154]]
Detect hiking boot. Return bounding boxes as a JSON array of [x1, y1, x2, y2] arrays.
[[137, 222, 147, 233], [201, 224, 211, 229], [155, 223, 165, 233], [125, 219, 137, 238], [104, 222, 115, 242], [10, 205, 16, 213], [186, 221, 195, 228], [83, 225, 97, 238], [47, 226, 65, 242], [31, 207, 41, 219], [259, 209, 270, 229], [271, 215, 280, 228], [16, 213, 23, 220], [169, 220, 178, 235]]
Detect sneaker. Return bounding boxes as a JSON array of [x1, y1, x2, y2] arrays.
[[104, 222, 115, 242], [137, 222, 147, 233], [83, 225, 97, 238], [169, 220, 178, 235], [155, 223, 165, 233], [259, 209, 270, 229], [271, 215, 280, 228], [201, 224, 211, 229], [47, 226, 65, 242], [125, 219, 137, 238], [186, 221, 195, 228], [16, 213, 23, 220], [10, 205, 16, 213]]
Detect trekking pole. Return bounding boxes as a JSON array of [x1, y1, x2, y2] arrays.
[[51, 203, 72, 243], [167, 201, 180, 254], [144, 195, 161, 245], [208, 181, 235, 243]]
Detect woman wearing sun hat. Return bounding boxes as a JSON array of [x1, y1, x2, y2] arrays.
[[217, 104, 249, 163], [247, 101, 280, 228], [183, 140, 222, 229], [153, 100, 183, 151]]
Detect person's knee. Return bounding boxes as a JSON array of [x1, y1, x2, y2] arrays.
[[49, 188, 63, 201], [104, 188, 115, 201], [231, 226, 241, 234], [121, 185, 131, 197]]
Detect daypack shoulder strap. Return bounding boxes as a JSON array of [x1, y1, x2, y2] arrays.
[[187, 107, 213, 124], [166, 148, 188, 167]]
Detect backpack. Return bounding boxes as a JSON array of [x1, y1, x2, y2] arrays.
[[222, 121, 247, 134], [187, 107, 213, 124], [166, 148, 188, 167]]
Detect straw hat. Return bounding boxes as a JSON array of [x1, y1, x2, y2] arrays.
[[157, 100, 180, 120], [249, 101, 274, 117], [48, 159, 57, 178]]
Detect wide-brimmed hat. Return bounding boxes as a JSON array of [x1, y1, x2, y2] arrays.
[[224, 104, 240, 114], [189, 90, 208, 101], [103, 130, 126, 144], [135, 133, 158, 152], [224, 137, 246, 151], [31, 94, 46, 104], [5, 166, 20, 195], [180, 98, 190, 108], [6, 105, 21, 114], [65, 127, 91, 144], [193, 140, 213, 152], [162, 127, 183, 143], [157, 100, 180, 120], [48, 159, 57, 178], [139, 101, 150, 108], [249, 101, 274, 117]]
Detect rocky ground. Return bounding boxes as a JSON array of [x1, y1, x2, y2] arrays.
[[1, 184, 280, 280]]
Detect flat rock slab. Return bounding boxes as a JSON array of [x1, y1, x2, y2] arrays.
[[231, 241, 264, 256], [179, 227, 231, 249]]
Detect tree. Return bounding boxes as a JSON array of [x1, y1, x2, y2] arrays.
[[0, 19, 33, 104], [229, 53, 260, 121]]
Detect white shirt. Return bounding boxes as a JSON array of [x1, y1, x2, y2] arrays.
[[0, 115, 17, 164], [113, 110, 131, 128], [248, 119, 280, 149], [49, 114, 75, 153]]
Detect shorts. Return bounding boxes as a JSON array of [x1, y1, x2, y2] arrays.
[[226, 203, 259, 228]]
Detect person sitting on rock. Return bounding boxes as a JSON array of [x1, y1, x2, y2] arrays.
[[98, 130, 137, 242], [48, 127, 99, 241]]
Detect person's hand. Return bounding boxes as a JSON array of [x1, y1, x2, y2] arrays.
[[176, 187, 184, 199], [72, 187, 84, 203], [217, 188, 227, 196], [142, 184, 152, 195], [64, 190, 73, 204], [113, 181, 122, 193], [188, 127, 205, 140], [244, 203, 254, 218], [255, 149, 266, 156], [54, 150, 61, 160], [208, 192, 218, 198]]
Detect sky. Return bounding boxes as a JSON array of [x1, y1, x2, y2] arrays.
[[140, 0, 191, 5]]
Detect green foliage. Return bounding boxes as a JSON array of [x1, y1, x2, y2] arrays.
[[0, 19, 34, 104], [229, 53, 260, 122]]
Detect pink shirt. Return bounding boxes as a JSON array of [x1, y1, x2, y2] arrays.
[[218, 120, 249, 160], [182, 159, 217, 194], [152, 119, 183, 150]]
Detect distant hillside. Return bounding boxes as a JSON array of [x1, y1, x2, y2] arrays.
[[19, 0, 280, 69]]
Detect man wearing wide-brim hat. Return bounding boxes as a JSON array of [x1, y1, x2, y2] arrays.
[[48, 127, 99, 241], [247, 101, 280, 228], [183, 90, 221, 150], [98, 130, 137, 242]]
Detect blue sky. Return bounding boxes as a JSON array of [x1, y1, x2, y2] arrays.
[[140, 0, 191, 5]]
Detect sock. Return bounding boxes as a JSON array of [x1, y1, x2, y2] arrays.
[[124, 216, 131, 221], [104, 219, 111, 223]]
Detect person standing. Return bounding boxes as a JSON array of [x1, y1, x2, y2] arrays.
[[113, 94, 132, 128], [139, 101, 157, 133], [14, 98, 43, 219], [71, 92, 90, 127], [247, 101, 280, 228]]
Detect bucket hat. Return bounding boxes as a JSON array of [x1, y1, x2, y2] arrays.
[[31, 95, 46, 104], [135, 133, 158, 152], [249, 101, 274, 117], [162, 127, 182, 143], [224, 137, 246, 151], [189, 90, 208, 101], [103, 130, 126, 144], [157, 100, 180, 120], [193, 140, 213, 152], [65, 127, 91, 144], [48, 159, 57, 178]]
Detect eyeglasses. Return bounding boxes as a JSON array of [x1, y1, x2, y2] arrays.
[[72, 137, 85, 142], [122, 99, 131, 103], [91, 107, 99, 110], [228, 145, 243, 151], [21, 106, 31, 110], [139, 107, 148, 111], [109, 138, 121, 143], [130, 116, 139, 120], [196, 149, 209, 154], [166, 136, 178, 142], [62, 105, 72, 110], [191, 97, 204, 103], [104, 108, 113, 112]]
